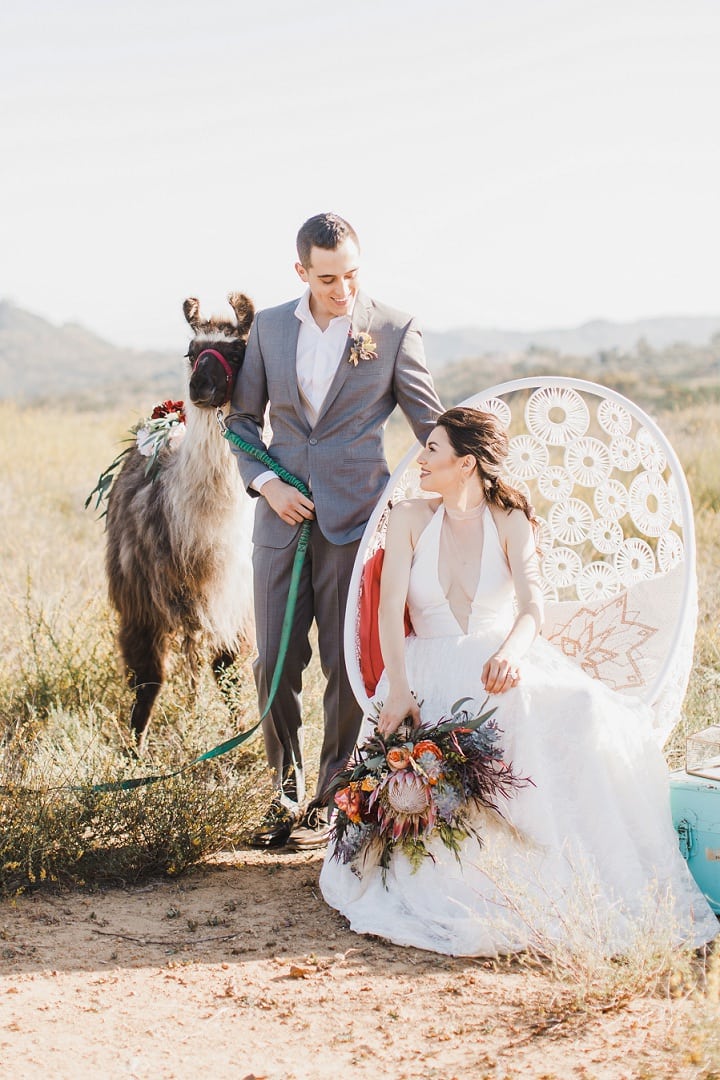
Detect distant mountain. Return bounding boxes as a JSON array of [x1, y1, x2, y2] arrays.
[[2, 300, 720, 404], [424, 316, 720, 368], [0, 301, 182, 404]]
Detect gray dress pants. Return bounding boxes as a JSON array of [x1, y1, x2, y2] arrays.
[[252, 524, 363, 806]]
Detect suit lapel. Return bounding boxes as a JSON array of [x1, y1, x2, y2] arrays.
[[315, 292, 373, 426], [279, 303, 308, 429]]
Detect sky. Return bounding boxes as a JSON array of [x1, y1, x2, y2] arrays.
[[2, 0, 719, 350]]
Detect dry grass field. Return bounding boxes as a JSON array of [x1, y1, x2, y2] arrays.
[[0, 396, 719, 1079]]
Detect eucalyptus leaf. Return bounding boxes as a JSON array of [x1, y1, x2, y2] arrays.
[[362, 754, 386, 770]]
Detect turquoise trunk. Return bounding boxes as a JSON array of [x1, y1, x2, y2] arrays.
[[670, 769, 720, 914]]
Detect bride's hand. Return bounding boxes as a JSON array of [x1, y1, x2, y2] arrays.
[[377, 689, 421, 737], [482, 654, 521, 695]]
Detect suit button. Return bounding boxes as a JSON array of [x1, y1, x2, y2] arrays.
[[309, 437, 318, 445]]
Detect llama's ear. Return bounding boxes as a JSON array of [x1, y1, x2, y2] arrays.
[[183, 297, 201, 329], [228, 292, 255, 337]]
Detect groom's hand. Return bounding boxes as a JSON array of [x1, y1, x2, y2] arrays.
[[262, 478, 315, 526]]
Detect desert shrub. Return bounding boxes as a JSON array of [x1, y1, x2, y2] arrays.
[[1, 588, 120, 731], [0, 738, 271, 894], [480, 847, 712, 1035], [681, 947, 720, 1078], [0, 588, 276, 894]]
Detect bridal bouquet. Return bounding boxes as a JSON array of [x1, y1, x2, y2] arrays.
[[328, 698, 530, 883]]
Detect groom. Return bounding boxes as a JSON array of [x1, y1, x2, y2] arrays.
[[227, 212, 442, 848]]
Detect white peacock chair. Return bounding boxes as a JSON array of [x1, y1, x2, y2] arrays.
[[345, 377, 697, 747]]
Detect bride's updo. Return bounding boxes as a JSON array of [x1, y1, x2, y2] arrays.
[[435, 406, 537, 524]]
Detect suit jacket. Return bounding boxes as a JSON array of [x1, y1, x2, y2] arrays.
[[226, 290, 442, 547]]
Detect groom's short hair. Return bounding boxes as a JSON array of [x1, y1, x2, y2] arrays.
[[296, 213, 359, 268]]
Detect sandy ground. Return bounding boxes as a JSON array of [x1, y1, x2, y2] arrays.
[[0, 849, 715, 1080]]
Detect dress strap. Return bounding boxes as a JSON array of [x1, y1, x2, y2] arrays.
[[412, 501, 444, 558]]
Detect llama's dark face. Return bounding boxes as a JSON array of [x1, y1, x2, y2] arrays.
[[187, 332, 247, 408], [183, 293, 255, 408]]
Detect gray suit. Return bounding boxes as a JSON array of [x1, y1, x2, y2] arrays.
[[227, 289, 442, 803]]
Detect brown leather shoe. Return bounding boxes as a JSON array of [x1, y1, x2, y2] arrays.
[[285, 806, 331, 851], [249, 798, 300, 849]]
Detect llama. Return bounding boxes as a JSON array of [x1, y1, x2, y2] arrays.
[[105, 292, 256, 749]]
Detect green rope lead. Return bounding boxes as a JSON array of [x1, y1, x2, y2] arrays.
[[221, 425, 312, 501], [220, 420, 313, 721], [76, 425, 312, 794]]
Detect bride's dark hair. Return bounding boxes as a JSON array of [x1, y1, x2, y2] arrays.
[[435, 406, 537, 525]]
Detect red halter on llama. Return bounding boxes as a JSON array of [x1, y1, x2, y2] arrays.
[[103, 292, 256, 750]]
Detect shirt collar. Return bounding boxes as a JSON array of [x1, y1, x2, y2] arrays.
[[294, 288, 354, 328]]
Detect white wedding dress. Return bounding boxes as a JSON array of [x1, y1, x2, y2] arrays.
[[320, 504, 718, 955]]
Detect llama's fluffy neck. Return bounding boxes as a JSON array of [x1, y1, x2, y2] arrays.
[[165, 400, 241, 562]]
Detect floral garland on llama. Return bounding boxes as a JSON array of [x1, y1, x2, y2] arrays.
[[85, 400, 186, 514]]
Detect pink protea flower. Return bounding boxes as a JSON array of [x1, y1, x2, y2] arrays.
[[386, 771, 430, 814], [371, 771, 436, 842]]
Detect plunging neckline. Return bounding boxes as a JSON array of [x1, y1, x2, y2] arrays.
[[436, 503, 488, 635], [406, 500, 513, 642]]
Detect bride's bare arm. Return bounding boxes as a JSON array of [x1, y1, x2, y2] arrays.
[[376, 502, 422, 735], [482, 508, 545, 695]]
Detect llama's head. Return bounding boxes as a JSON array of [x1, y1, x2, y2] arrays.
[[183, 292, 255, 408]]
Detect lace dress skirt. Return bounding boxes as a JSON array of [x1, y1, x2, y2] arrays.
[[320, 626, 718, 956]]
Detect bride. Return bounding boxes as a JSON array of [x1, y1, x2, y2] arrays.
[[319, 406, 718, 956]]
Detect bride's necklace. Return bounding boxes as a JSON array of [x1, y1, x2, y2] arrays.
[[438, 504, 485, 631], [441, 503, 485, 571], [443, 501, 486, 521]]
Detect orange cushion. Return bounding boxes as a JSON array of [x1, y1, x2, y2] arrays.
[[358, 547, 412, 696]]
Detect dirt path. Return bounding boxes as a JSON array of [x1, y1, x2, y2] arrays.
[[0, 850, 712, 1079]]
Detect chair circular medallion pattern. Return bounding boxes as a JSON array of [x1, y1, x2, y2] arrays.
[[345, 377, 697, 746]]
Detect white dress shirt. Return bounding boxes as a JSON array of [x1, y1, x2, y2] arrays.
[[295, 288, 352, 419], [253, 289, 354, 492]]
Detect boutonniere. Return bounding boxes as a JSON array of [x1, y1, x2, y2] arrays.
[[348, 330, 378, 366]]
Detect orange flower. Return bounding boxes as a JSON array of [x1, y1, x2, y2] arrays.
[[334, 785, 364, 823], [386, 747, 412, 771], [412, 739, 444, 784], [412, 740, 443, 762]]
